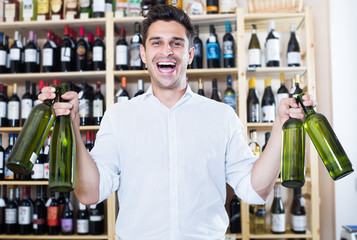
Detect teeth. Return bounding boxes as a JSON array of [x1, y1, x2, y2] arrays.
[[157, 62, 175, 66]]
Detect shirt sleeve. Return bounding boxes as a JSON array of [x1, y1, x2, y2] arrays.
[[89, 105, 121, 204], [225, 111, 265, 205]]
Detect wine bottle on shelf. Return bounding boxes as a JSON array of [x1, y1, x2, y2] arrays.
[[61, 25, 74, 72], [85, 131, 94, 152], [20, 35, 26, 73], [261, 77, 276, 122], [4, 134, 14, 180], [265, 20, 280, 67], [14, 187, 20, 206], [7, 83, 20, 127], [247, 78, 260, 123], [37, 0, 50, 20], [50, 0, 63, 20], [10, 31, 22, 73], [168, 0, 182, 8], [191, 25, 203, 69], [249, 129, 260, 157], [290, 74, 303, 98], [46, 191, 59, 235], [34, 34, 41, 72], [21, 0, 37, 21], [115, 77, 130, 103], [229, 195, 241, 233], [33, 186, 46, 235], [211, 78, 221, 102], [42, 30, 56, 73], [49, 83, 76, 192], [206, 24, 220, 68], [42, 185, 48, 203], [133, 79, 145, 97], [296, 93, 354, 180], [93, 81, 104, 125], [89, 202, 104, 235], [0, 32, 7, 73], [130, 22, 143, 70], [185, 0, 205, 15], [65, 0, 78, 19], [4, 0, 20, 22], [219, 0, 235, 13], [76, 27, 88, 72], [86, 32, 94, 71], [206, 0, 218, 14], [6, 84, 60, 176], [79, 0, 92, 19], [262, 131, 270, 152], [197, 78, 205, 97], [142, 0, 153, 17], [0, 186, 6, 233], [115, 0, 128, 18], [248, 24, 261, 68], [116, 27, 129, 71], [276, 73, 289, 108], [287, 24, 301, 67], [93, 26, 106, 71], [223, 75, 236, 111], [0, 134, 4, 180], [4, 188, 17, 234], [223, 21, 235, 68], [290, 187, 306, 234], [253, 204, 266, 234], [77, 202, 89, 235], [5, 36, 10, 73], [43, 136, 51, 180], [270, 186, 286, 234], [18, 186, 32, 235], [0, 84, 7, 127], [281, 111, 305, 188], [78, 82, 91, 126], [31, 147, 44, 180], [34, 80, 44, 106], [127, 0, 141, 17], [21, 81, 33, 126], [92, 0, 105, 17], [61, 192, 73, 235]]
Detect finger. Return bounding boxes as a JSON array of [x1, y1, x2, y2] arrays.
[[287, 108, 305, 119], [41, 86, 56, 93], [54, 108, 71, 116], [281, 98, 299, 109], [53, 102, 73, 110], [301, 94, 318, 107], [60, 91, 78, 101], [38, 92, 56, 102]]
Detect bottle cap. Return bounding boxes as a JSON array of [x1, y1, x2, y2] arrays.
[[249, 78, 256, 89], [265, 77, 271, 87], [121, 77, 127, 88], [280, 73, 285, 84]]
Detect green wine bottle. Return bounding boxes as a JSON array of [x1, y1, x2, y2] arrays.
[[6, 85, 60, 176], [281, 115, 306, 188], [297, 93, 354, 180], [49, 83, 76, 192]]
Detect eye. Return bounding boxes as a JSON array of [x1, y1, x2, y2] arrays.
[[172, 42, 183, 47], [152, 41, 161, 46]]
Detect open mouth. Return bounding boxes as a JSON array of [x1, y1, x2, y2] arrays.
[[156, 61, 177, 73]]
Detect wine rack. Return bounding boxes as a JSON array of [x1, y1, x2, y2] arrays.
[[0, 6, 319, 240]]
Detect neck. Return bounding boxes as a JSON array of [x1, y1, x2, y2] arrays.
[[152, 83, 187, 109]]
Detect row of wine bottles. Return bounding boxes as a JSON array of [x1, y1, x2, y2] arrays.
[[0, 130, 95, 181], [0, 185, 105, 235], [247, 73, 303, 123]]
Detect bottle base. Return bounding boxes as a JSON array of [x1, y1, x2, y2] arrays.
[[332, 168, 354, 181], [49, 183, 74, 192], [281, 179, 305, 188], [6, 162, 32, 176]]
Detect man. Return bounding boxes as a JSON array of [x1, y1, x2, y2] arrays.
[[39, 5, 315, 240]]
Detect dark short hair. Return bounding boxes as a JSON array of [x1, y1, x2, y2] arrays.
[[142, 5, 195, 48]]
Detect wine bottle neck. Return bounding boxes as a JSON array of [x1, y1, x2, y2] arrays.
[[296, 93, 316, 116]]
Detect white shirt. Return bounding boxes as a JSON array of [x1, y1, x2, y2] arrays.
[[90, 85, 264, 240]]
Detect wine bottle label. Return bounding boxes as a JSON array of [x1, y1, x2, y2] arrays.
[[61, 47, 71, 62], [93, 46, 103, 61], [220, 0, 235, 13], [6, 52, 10, 68], [5, 208, 17, 224], [224, 94, 236, 111], [89, 215, 102, 221], [206, 42, 220, 60], [271, 213, 286, 232], [10, 48, 21, 61], [51, 0, 63, 13], [105, 3, 112, 12], [61, 218, 74, 232], [193, 42, 202, 57], [117, 96, 129, 103], [291, 214, 306, 231], [32, 163, 44, 179], [287, 52, 301, 65], [80, 0, 90, 8], [266, 39, 280, 62], [44, 162, 50, 179], [33, 214, 45, 229], [47, 206, 59, 226], [93, 99, 104, 117], [130, 43, 141, 67], [4, 4, 16, 22], [79, 99, 90, 117], [116, 45, 128, 65], [0, 101, 6, 117], [249, 104, 260, 122], [80, 12, 89, 19], [43, 48, 54, 66], [223, 40, 234, 59], [22, 0, 34, 20], [262, 105, 275, 122], [19, 206, 31, 224], [8, 101, 20, 120], [248, 49, 261, 66], [38, 0, 50, 14], [0, 199, 6, 207], [77, 219, 89, 233], [0, 152, 3, 173], [127, 0, 140, 15], [21, 98, 33, 119], [77, 44, 87, 60], [0, 50, 7, 66], [189, 2, 204, 15], [93, 0, 105, 12], [206, 5, 218, 12], [277, 93, 289, 108]]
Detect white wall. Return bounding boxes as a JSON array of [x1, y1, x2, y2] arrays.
[[329, 0, 357, 239]]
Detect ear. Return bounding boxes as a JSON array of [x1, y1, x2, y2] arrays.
[[187, 47, 194, 65], [140, 44, 147, 64]]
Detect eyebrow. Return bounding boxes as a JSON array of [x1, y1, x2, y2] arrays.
[[148, 36, 186, 42]]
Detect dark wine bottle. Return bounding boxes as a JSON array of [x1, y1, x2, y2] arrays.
[[78, 82, 91, 126], [47, 191, 59, 235], [265, 20, 280, 67], [93, 26, 105, 71], [270, 186, 285, 234], [229, 195, 241, 233], [223, 75, 236, 110], [210, 78, 221, 102], [206, 0, 218, 14], [86, 32, 94, 71], [31, 147, 44, 180], [247, 78, 260, 123], [89, 202, 104, 235], [0, 32, 7, 73], [43, 136, 51, 180], [76, 27, 88, 71], [33, 185, 46, 235], [206, 24, 220, 68], [297, 93, 354, 180], [249, 129, 260, 157], [18, 186, 32, 235], [92, 81, 104, 125], [262, 131, 270, 152], [34, 33, 41, 73], [21, 81, 33, 126], [5, 36, 11, 73], [116, 27, 129, 71], [133, 79, 145, 97], [6, 85, 60, 176], [42, 30, 56, 73], [0, 186, 6, 233], [191, 25, 203, 69], [287, 24, 301, 67], [77, 202, 89, 235], [61, 192, 73, 235], [115, 77, 130, 103], [24, 30, 37, 73], [261, 77, 276, 122], [4, 188, 17, 235], [130, 22, 143, 70], [223, 21, 235, 68], [42, 186, 48, 204], [57, 192, 65, 222], [197, 78, 205, 97], [61, 25, 74, 72], [49, 83, 76, 192], [291, 74, 303, 98], [0, 84, 7, 127], [248, 24, 261, 68], [7, 83, 20, 127], [0, 134, 5, 180], [4, 134, 15, 180], [10, 31, 22, 73], [85, 131, 94, 152], [290, 187, 306, 233], [277, 73, 289, 108]]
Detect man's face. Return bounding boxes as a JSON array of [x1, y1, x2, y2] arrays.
[[140, 20, 194, 90]]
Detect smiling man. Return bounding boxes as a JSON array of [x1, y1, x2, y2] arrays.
[[38, 4, 316, 240]]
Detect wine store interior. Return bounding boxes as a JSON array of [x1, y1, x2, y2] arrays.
[[0, 0, 356, 239]]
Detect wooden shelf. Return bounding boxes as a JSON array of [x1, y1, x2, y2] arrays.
[[0, 234, 108, 239], [246, 66, 307, 79], [0, 181, 48, 185], [0, 126, 100, 133], [247, 122, 274, 130], [249, 227, 312, 239]]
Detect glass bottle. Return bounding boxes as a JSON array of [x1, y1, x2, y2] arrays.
[[18, 186, 32, 235], [4, 188, 17, 234], [92, 81, 104, 125], [21, 80, 33, 126], [270, 186, 285, 234], [0, 32, 7, 73], [290, 187, 306, 233], [265, 20, 280, 67], [229, 195, 241, 233], [219, 0, 236, 14], [287, 24, 301, 67], [249, 129, 260, 157], [4, 0, 20, 22], [0, 84, 7, 127], [191, 25, 203, 69], [116, 27, 129, 71], [115, 77, 130, 103], [77, 202, 89, 234], [261, 77, 276, 122], [79, 0, 92, 19], [47, 191, 59, 235], [133, 79, 145, 97], [7, 83, 20, 127], [185, 0, 205, 15], [206, 0, 218, 14], [253, 204, 266, 234], [93, 26, 105, 71], [33, 185, 46, 235], [277, 73, 289, 108], [0, 134, 5, 180], [21, 0, 37, 21], [197, 78, 205, 97], [9, 31, 22, 74], [247, 78, 260, 123], [210, 78, 221, 102], [37, 0, 50, 20], [127, 0, 140, 17], [115, 0, 127, 17], [248, 24, 261, 68], [50, 0, 63, 19], [92, 0, 105, 17], [76, 27, 88, 71], [223, 75, 236, 111], [206, 24, 220, 68], [65, 0, 78, 19], [61, 192, 73, 235], [223, 21, 235, 68], [129, 22, 143, 70]]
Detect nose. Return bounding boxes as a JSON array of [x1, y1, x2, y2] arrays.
[[160, 43, 173, 57]]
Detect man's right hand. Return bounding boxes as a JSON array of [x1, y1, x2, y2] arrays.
[[38, 86, 80, 127]]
